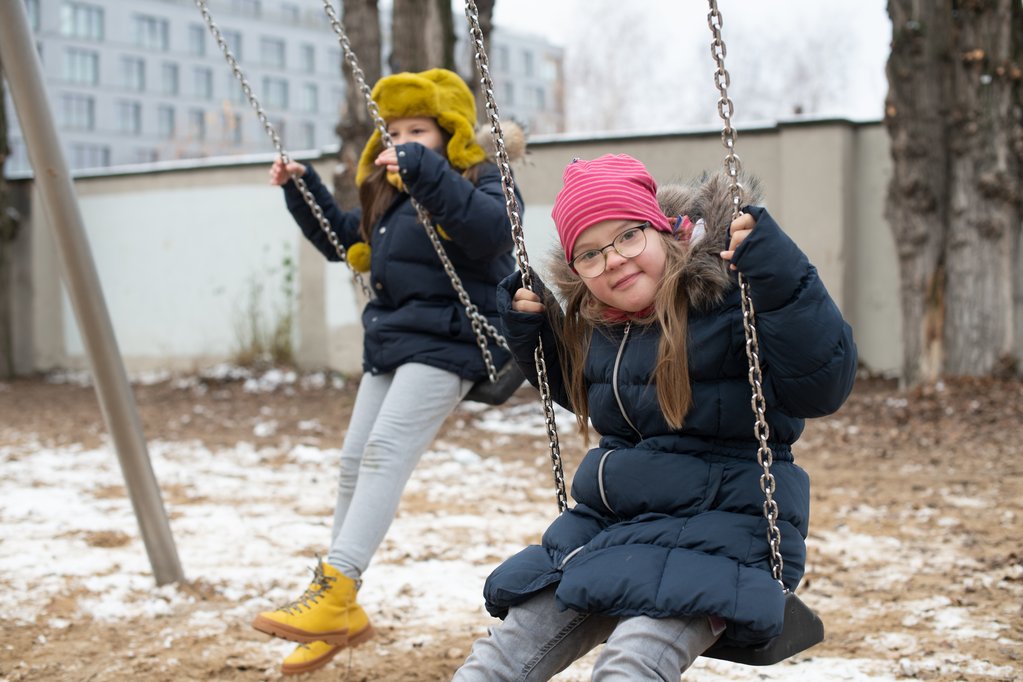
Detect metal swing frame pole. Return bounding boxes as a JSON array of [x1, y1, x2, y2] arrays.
[[0, 0, 184, 586]]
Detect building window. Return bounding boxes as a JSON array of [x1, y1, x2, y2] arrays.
[[188, 24, 206, 57], [117, 100, 141, 135], [522, 51, 535, 77], [133, 15, 169, 51], [161, 63, 179, 96], [301, 122, 316, 150], [157, 106, 175, 139], [541, 56, 559, 81], [133, 148, 159, 164], [261, 37, 285, 69], [263, 77, 288, 109], [530, 87, 546, 111], [122, 57, 145, 92], [221, 29, 242, 60], [227, 73, 246, 104], [25, 0, 40, 30], [231, 0, 261, 18], [272, 118, 286, 143], [496, 45, 509, 73], [300, 44, 315, 72], [502, 82, 515, 106], [282, 3, 299, 22], [189, 109, 207, 141], [60, 2, 104, 41], [61, 93, 95, 130], [8, 139, 29, 173], [194, 67, 213, 100], [222, 112, 242, 145], [63, 48, 99, 85], [70, 143, 110, 169], [299, 83, 318, 113]]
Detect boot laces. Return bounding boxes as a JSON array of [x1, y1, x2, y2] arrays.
[[280, 558, 336, 615]]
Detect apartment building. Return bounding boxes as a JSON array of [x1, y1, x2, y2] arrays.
[[3, 0, 565, 174]]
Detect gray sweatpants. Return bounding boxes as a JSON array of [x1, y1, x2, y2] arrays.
[[453, 587, 722, 681], [326, 362, 471, 579]]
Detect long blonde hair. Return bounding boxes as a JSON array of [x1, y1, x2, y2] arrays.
[[546, 232, 694, 434]]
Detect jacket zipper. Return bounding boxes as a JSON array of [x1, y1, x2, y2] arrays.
[[612, 322, 642, 440], [558, 546, 585, 570], [597, 448, 617, 515]]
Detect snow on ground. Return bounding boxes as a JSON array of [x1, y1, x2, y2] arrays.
[[0, 391, 1017, 680]]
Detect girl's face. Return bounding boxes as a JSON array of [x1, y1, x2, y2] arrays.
[[386, 117, 444, 152], [573, 218, 667, 312]]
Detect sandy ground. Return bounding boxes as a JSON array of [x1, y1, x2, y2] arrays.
[[0, 371, 1021, 682]]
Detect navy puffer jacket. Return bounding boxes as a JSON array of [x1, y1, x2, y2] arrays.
[[282, 143, 518, 380], [486, 199, 857, 647]]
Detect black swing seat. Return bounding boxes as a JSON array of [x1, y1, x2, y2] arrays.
[[701, 592, 824, 666], [463, 357, 525, 405]]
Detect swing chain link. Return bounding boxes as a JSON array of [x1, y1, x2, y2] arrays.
[[463, 1, 532, 291], [321, 1, 507, 382], [708, 0, 785, 586], [707, 1, 744, 219], [466, 0, 569, 512], [320, 1, 390, 143], [194, 0, 373, 301], [415, 203, 505, 381], [535, 343, 570, 513]]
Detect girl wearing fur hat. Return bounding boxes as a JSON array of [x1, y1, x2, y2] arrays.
[[252, 68, 521, 675], [453, 154, 857, 680]]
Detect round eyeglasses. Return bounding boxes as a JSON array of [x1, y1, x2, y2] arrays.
[[569, 223, 650, 278]]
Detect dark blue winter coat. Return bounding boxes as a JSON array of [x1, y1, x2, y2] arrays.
[[486, 204, 857, 647], [282, 143, 518, 380]]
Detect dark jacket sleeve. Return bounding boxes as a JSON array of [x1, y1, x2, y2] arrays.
[[397, 143, 518, 261], [496, 270, 572, 410], [282, 164, 362, 262], [730, 206, 858, 418]]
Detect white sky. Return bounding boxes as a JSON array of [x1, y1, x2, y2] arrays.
[[487, 0, 892, 130]]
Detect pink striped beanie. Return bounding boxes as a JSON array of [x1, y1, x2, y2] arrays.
[[552, 154, 672, 262]]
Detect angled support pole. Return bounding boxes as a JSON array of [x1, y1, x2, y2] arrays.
[[0, 0, 184, 585]]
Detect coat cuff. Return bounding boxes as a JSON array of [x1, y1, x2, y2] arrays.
[[730, 206, 811, 313]]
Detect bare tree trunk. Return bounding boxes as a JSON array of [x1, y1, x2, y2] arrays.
[[944, 0, 1022, 376], [886, 0, 1022, 384], [436, 0, 456, 72], [391, 0, 453, 73], [0, 68, 20, 379], [334, 0, 382, 209], [885, 0, 956, 385]]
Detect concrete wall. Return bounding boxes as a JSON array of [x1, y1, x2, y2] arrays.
[[6, 119, 962, 379]]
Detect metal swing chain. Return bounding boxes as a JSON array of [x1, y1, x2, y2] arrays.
[[465, 0, 569, 513], [194, 0, 373, 301], [708, 0, 784, 586], [320, 1, 507, 383]]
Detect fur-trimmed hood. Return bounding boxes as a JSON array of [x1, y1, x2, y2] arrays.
[[658, 171, 763, 311], [544, 171, 763, 313]]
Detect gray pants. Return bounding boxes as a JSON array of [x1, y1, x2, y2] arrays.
[[453, 588, 722, 681], [326, 362, 471, 579]]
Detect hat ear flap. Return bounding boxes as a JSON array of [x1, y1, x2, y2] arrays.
[[356, 129, 383, 187], [437, 111, 486, 170]]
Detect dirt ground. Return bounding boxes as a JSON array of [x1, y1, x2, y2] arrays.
[[1, 372, 1021, 681]]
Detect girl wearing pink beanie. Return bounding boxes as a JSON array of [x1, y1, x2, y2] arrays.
[[454, 154, 857, 679]]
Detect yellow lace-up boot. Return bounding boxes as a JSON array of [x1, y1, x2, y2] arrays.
[[252, 559, 374, 647], [280, 641, 343, 676]]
